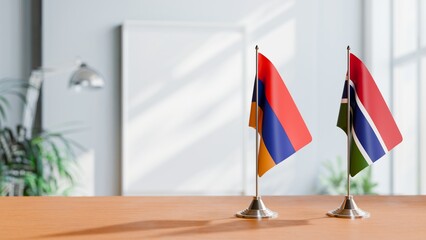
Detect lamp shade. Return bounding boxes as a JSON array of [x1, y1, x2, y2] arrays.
[[69, 63, 104, 90]]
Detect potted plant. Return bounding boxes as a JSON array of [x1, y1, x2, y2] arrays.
[[318, 156, 378, 195], [0, 79, 80, 196]]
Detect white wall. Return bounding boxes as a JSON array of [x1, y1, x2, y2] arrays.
[[365, 0, 426, 195], [42, 0, 363, 195], [0, 0, 31, 127]]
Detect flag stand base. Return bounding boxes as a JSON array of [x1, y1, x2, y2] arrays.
[[236, 196, 278, 219], [327, 195, 370, 219]]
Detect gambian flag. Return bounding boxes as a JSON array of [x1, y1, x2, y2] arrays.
[[337, 53, 403, 177], [249, 53, 312, 177]]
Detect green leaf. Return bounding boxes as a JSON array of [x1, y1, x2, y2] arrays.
[[0, 105, 7, 122], [0, 123, 80, 196], [5, 91, 27, 104], [24, 173, 38, 195], [0, 96, 11, 108]]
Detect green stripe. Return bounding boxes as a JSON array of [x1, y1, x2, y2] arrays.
[[350, 140, 369, 176], [337, 103, 348, 132], [337, 103, 369, 177]]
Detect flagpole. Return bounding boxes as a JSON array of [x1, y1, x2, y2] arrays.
[[255, 45, 259, 199], [236, 45, 277, 219], [346, 45, 351, 197], [326, 46, 369, 218]]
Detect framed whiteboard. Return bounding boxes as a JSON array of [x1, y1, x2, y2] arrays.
[[121, 21, 249, 195]]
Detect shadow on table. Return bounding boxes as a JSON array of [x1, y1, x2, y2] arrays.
[[39, 220, 210, 238], [39, 217, 315, 238], [153, 218, 312, 238]]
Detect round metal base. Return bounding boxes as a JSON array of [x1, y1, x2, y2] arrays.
[[327, 195, 370, 219], [236, 197, 278, 219]]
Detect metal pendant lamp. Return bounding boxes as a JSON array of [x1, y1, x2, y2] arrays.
[[69, 63, 104, 90]]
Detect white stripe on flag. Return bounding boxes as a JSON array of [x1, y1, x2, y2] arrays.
[[352, 126, 374, 165], [349, 80, 389, 153]]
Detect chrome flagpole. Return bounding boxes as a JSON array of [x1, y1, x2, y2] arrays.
[[327, 46, 369, 219], [236, 45, 277, 219], [256, 44, 260, 199]]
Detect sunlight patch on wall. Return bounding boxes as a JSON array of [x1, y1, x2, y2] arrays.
[[123, 23, 246, 195]]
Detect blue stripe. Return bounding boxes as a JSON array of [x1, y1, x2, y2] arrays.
[[341, 81, 348, 99], [251, 78, 266, 106], [253, 80, 295, 164], [342, 82, 386, 162]]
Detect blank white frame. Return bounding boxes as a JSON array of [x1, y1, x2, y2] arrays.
[[121, 21, 249, 195]]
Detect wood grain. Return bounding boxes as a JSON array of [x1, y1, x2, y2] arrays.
[[1, 196, 425, 239]]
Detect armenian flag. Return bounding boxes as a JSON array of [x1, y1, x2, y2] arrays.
[[249, 53, 312, 177]]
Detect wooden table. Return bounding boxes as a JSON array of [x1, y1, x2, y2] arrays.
[[1, 196, 425, 239]]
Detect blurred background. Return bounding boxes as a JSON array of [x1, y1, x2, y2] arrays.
[[0, 0, 424, 196]]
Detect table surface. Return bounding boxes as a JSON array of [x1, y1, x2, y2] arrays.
[[1, 195, 425, 239]]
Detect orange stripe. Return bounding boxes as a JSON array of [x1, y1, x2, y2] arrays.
[[249, 102, 263, 134], [249, 102, 275, 176], [258, 139, 276, 176]]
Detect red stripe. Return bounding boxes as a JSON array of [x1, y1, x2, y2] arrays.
[[350, 53, 402, 150], [258, 53, 311, 150]]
